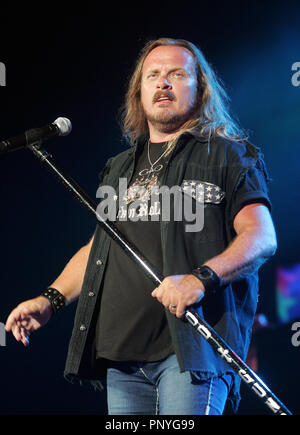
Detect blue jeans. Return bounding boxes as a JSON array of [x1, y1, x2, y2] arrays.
[[106, 354, 232, 415]]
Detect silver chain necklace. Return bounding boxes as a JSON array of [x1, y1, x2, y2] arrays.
[[138, 140, 170, 179]]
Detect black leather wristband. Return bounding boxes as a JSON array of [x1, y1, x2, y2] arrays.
[[191, 265, 222, 294], [41, 287, 66, 314]]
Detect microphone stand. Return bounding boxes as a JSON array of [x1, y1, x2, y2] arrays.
[[27, 140, 292, 415]]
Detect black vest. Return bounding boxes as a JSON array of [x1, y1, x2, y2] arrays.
[[64, 132, 271, 412]]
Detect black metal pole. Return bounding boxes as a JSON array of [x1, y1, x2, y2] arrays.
[[27, 142, 292, 415]]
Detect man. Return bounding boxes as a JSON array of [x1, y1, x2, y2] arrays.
[[5, 38, 277, 415]]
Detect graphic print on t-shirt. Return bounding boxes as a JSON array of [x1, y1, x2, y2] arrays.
[[117, 141, 169, 221]]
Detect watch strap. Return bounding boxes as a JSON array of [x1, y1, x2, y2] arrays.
[[191, 265, 222, 294]]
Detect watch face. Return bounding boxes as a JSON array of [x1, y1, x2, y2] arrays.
[[200, 269, 212, 279]]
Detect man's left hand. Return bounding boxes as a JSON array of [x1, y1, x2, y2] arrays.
[[151, 274, 205, 318]]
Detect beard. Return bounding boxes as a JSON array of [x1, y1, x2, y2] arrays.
[[143, 102, 198, 134]]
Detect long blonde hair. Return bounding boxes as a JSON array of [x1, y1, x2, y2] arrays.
[[121, 38, 248, 153]]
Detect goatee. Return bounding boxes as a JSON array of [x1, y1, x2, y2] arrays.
[[144, 107, 197, 134]]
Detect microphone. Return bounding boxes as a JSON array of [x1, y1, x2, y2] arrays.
[[0, 117, 72, 154]]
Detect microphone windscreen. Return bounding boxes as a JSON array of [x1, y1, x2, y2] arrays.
[[54, 117, 72, 136]]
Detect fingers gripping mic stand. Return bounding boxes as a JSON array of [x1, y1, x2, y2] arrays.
[[27, 141, 292, 415]]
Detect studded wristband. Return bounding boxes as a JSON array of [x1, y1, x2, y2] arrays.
[[41, 287, 66, 314], [191, 265, 222, 294]]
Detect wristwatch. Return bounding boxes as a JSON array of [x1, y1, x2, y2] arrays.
[[191, 265, 222, 294]]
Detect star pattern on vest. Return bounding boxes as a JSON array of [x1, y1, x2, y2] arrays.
[[181, 180, 225, 204]]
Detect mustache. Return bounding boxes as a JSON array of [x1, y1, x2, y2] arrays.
[[152, 90, 175, 103]]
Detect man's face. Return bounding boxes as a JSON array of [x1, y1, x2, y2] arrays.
[[141, 45, 198, 134]]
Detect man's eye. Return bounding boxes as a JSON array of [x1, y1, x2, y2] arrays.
[[172, 72, 184, 78]]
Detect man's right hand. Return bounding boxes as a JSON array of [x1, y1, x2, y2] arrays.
[[5, 296, 53, 347], [5, 234, 94, 347]]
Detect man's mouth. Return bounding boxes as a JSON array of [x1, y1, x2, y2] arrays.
[[156, 96, 172, 103], [153, 92, 175, 104]]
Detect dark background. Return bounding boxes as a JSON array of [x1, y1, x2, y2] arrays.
[[0, 0, 299, 416]]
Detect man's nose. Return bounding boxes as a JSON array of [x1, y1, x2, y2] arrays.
[[156, 75, 172, 89]]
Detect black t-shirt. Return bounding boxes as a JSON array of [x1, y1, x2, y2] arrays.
[[95, 140, 174, 361]]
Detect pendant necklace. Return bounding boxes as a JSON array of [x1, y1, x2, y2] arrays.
[[138, 140, 170, 181], [125, 140, 170, 205]]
